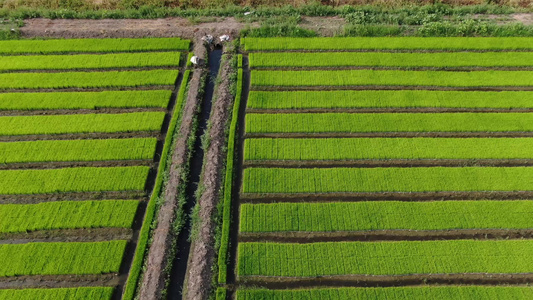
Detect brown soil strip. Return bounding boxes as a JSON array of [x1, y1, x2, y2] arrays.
[[0, 274, 119, 289], [0, 131, 160, 142], [139, 44, 206, 300], [184, 49, 235, 300], [0, 192, 146, 205], [0, 66, 182, 74], [239, 230, 533, 243], [0, 160, 153, 170], [239, 192, 533, 203], [245, 132, 533, 139], [247, 108, 533, 114], [236, 273, 533, 289], [251, 66, 533, 72], [0, 228, 133, 244], [246, 49, 533, 54], [0, 107, 166, 117], [0, 85, 173, 93], [243, 159, 533, 169], [251, 86, 533, 92], [0, 50, 182, 57]]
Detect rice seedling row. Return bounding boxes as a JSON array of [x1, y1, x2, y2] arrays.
[[238, 240, 533, 277], [247, 90, 533, 110], [249, 52, 533, 68], [242, 37, 533, 51], [240, 201, 533, 233], [0, 38, 190, 54], [0, 69, 178, 89], [0, 287, 114, 300], [0, 52, 182, 71], [0, 241, 126, 276], [251, 70, 533, 87], [245, 113, 533, 134], [244, 138, 533, 161]]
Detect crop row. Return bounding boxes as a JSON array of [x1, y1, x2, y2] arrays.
[[0, 138, 156, 164], [0, 52, 182, 71], [249, 52, 533, 68], [242, 167, 533, 194], [251, 70, 533, 87], [0, 241, 126, 276], [0, 38, 190, 54], [0, 200, 138, 233], [245, 113, 533, 134], [0, 166, 149, 195], [244, 138, 533, 161], [0, 70, 178, 89], [0, 90, 171, 111], [0, 112, 165, 136], [236, 287, 533, 300], [248, 90, 533, 110], [238, 240, 533, 277], [242, 37, 533, 51], [0, 287, 114, 300], [240, 200, 533, 233]]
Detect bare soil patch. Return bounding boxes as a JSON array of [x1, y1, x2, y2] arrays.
[[0, 228, 132, 244], [0, 273, 119, 289], [0, 160, 153, 170], [0, 131, 160, 142], [245, 132, 533, 139], [247, 108, 533, 113], [0, 107, 165, 117], [0, 192, 146, 204]]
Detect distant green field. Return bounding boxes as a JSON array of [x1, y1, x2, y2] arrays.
[[247, 90, 533, 109], [240, 201, 533, 232], [0, 200, 139, 233], [238, 240, 533, 277], [243, 167, 533, 194], [244, 138, 533, 160], [245, 113, 533, 134], [0, 287, 114, 300]]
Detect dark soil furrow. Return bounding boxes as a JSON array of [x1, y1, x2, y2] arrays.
[[251, 66, 533, 72], [0, 192, 146, 204], [0, 66, 182, 74], [243, 159, 533, 169], [251, 86, 533, 92], [0, 131, 160, 142], [0, 228, 133, 244], [246, 49, 533, 54], [0, 107, 166, 117], [245, 132, 533, 139], [0, 160, 153, 170], [239, 192, 533, 203], [247, 108, 533, 114], [0, 49, 182, 57], [0, 273, 119, 289], [0, 85, 173, 93]]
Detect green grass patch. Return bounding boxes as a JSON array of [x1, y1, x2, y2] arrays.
[[0, 52, 181, 71], [243, 37, 533, 51], [0, 287, 114, 300], [244, 138, 533, 161], [245, 113, 533, 134], [236, 286, 533, 300], [0, 166, 149, 195], [0, 138, 156, 163], [0, 90, 171, 110], [0, 70, 178, 89], [243, 167, 533, 194], [0, 241, 126, 276], [249, 52, 533, 68], [251, 70, 533, 87], [240, 200, 533, 232], [238, 240, 533, 277], [0, 200, 139, 233], [247, 90, 533, 109], [0, 112, 165, 136], [0, 38, 190, 54]]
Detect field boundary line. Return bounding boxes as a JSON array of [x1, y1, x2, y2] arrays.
[[0, 228, 133, 244]]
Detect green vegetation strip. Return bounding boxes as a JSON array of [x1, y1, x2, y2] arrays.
[[123, 70, 191, 300], [251, 70, 533, 87], [0, 112, 165, 136], [250, 52, 533, 68], [248, 90, 533, 109], [0, 38, 190, 54], [0, 90, 171, 110], [0, 70, 178, 89], [244, 138, 533, 161], [0, 200, 139, 233], [243, 37, 533, 51], [240, 201, 533, 232], [0, 138, 157, 164], [0, 166, 149, 195], [0, 241, 126, 276], [243, 167, 533, 194], [238, 240, 533, 277], [246, 113, 533, 134], [236, 287, 533, 300], [0, 52, 182, 71], [0, 287, 114, 300]]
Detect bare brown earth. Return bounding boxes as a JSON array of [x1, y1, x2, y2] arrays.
[[243, 159, 533, 168], [185, 49, 235, 300], [0, 228, 132, 244]]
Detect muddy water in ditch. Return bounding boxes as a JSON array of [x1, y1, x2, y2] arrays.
[[167, 48, 223, 299]]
